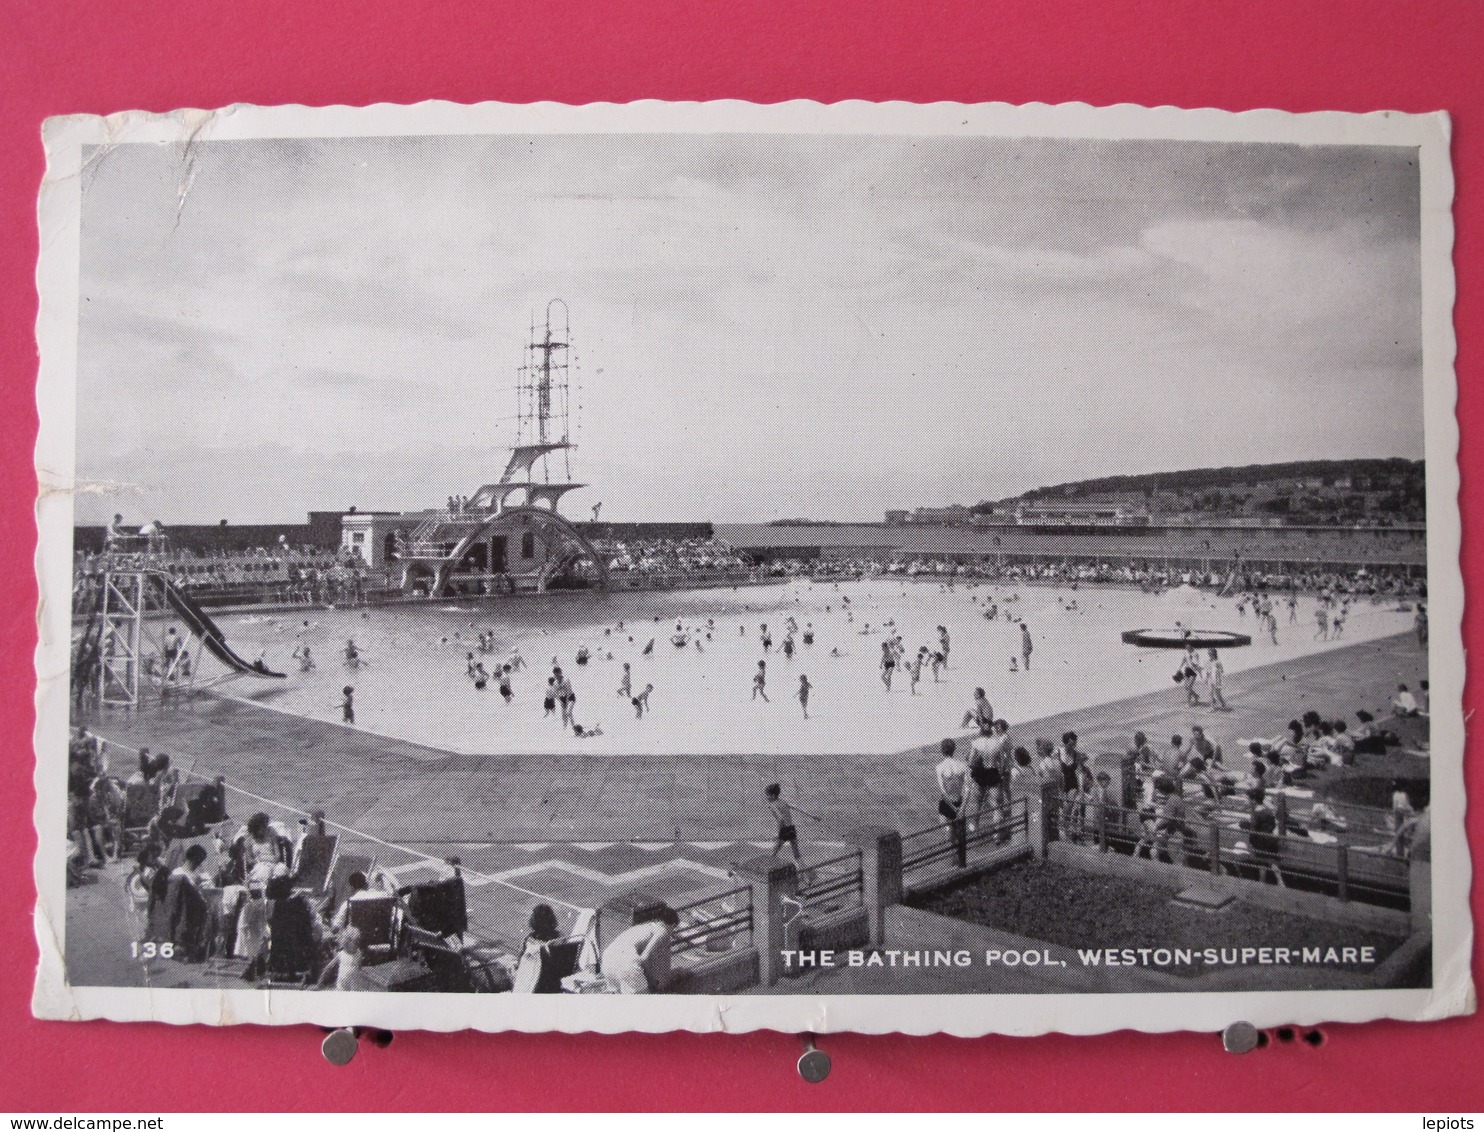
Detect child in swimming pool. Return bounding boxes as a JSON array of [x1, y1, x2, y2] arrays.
[[752, 660, 769, 702]]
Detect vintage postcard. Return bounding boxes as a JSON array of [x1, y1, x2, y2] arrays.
[[33, 100, 1470, 1036]]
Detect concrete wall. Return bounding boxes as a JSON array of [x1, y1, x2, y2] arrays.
[[715, 522, 1428, 567]]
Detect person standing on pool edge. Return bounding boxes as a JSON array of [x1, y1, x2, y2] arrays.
[[340, 686, 355, 725], [1020, 623, 1033, 671], [1206, 649, 1229, 712], [765, 783, 819, 865], [937, 625, 951, 669], [935, 737, 970, 861]]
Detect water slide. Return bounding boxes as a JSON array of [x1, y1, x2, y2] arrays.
[[156, 576, 286, 679]]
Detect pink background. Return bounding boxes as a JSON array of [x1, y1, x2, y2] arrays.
[[2, 0, 1480, 1111]]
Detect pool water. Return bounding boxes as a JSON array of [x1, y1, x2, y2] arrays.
[[219, 580, 1413, 757]]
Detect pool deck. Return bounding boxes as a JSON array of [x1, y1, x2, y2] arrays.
[[76, 631, 1428, 844], [64, 629, 1430, 990]]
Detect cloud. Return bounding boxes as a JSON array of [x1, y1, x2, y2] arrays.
[[1141, 217, 1422, 370], [70, 133, 1427, 524]]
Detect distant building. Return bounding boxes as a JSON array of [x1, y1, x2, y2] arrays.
[[909, 505, 973, 525], [1014, 500, 1149, 526], [340, 511, 419, 570], [884, 510, 910, 525]]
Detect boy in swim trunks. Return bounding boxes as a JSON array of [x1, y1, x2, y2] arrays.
[[765, 783, 818, 864]]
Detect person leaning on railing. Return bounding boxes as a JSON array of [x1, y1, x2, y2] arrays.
[[600, 904, 680, 994]]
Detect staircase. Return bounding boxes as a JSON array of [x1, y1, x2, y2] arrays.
[[403, 511, 490, 561]]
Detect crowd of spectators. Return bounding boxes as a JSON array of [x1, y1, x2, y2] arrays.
[[74, 539, 375, 609], [590, 536, 751, 578], [935, 679, 1430, 907], [750, 553, 1423, 597], [75, 732, 503, 989], [80, 729, 639, 994]]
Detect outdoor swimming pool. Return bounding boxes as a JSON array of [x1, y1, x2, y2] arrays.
[[219, 580, 1416, 757]]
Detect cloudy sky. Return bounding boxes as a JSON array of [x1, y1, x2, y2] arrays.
[[73, 131, 1424, 524]]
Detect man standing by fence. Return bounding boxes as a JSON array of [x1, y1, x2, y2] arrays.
[[935, 738, 970, 867]]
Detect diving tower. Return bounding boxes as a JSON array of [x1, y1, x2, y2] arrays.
[[396, 301, 608, 598]]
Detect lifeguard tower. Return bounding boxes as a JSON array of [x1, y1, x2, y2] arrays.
[[397, 300, 609, 598]]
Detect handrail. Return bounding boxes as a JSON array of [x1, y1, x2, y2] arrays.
[[798, 848, 863, 912], [901, 799, 1029, 879], [1068, 797, 1411, 906], [1119, 767, 1398, 837], [669, 885, 754, 958]]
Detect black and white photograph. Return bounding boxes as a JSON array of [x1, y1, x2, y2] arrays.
[[32, 100, 1469, 1036]]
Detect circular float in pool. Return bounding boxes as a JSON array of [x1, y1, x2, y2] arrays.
[[1121, 628, 1253, 650]]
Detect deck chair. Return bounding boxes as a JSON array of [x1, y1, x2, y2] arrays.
[[532, 938, 584, 994], [293, 832, 339, 894], [120, 781, 159, 852], [346, 893, 400, 964], [402, 925, 510, 993], [320, 852, 375, 916], [164, 874, 211, 962], [402, 873, 467, 942], [265, 890, 318, 985], [175, 777, 228, 834]]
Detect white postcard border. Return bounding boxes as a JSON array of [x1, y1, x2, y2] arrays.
[[33, 98, 1471, 1037]]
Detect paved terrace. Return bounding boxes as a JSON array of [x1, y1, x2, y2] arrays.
[[78, 632, 1427, 844], [65, 631, 1428, 989]]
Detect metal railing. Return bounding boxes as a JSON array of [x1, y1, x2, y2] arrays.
[[1067, 799, 1410, 909], [606, 567, 759, 591], [669, 885, 754, 962], [1123, 765, 1398, 843], [798, 849, 863, 916], [901, 798, 1029, 888]]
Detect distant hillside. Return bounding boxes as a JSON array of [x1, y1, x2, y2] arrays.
[[973, 458, 1425, 526]]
